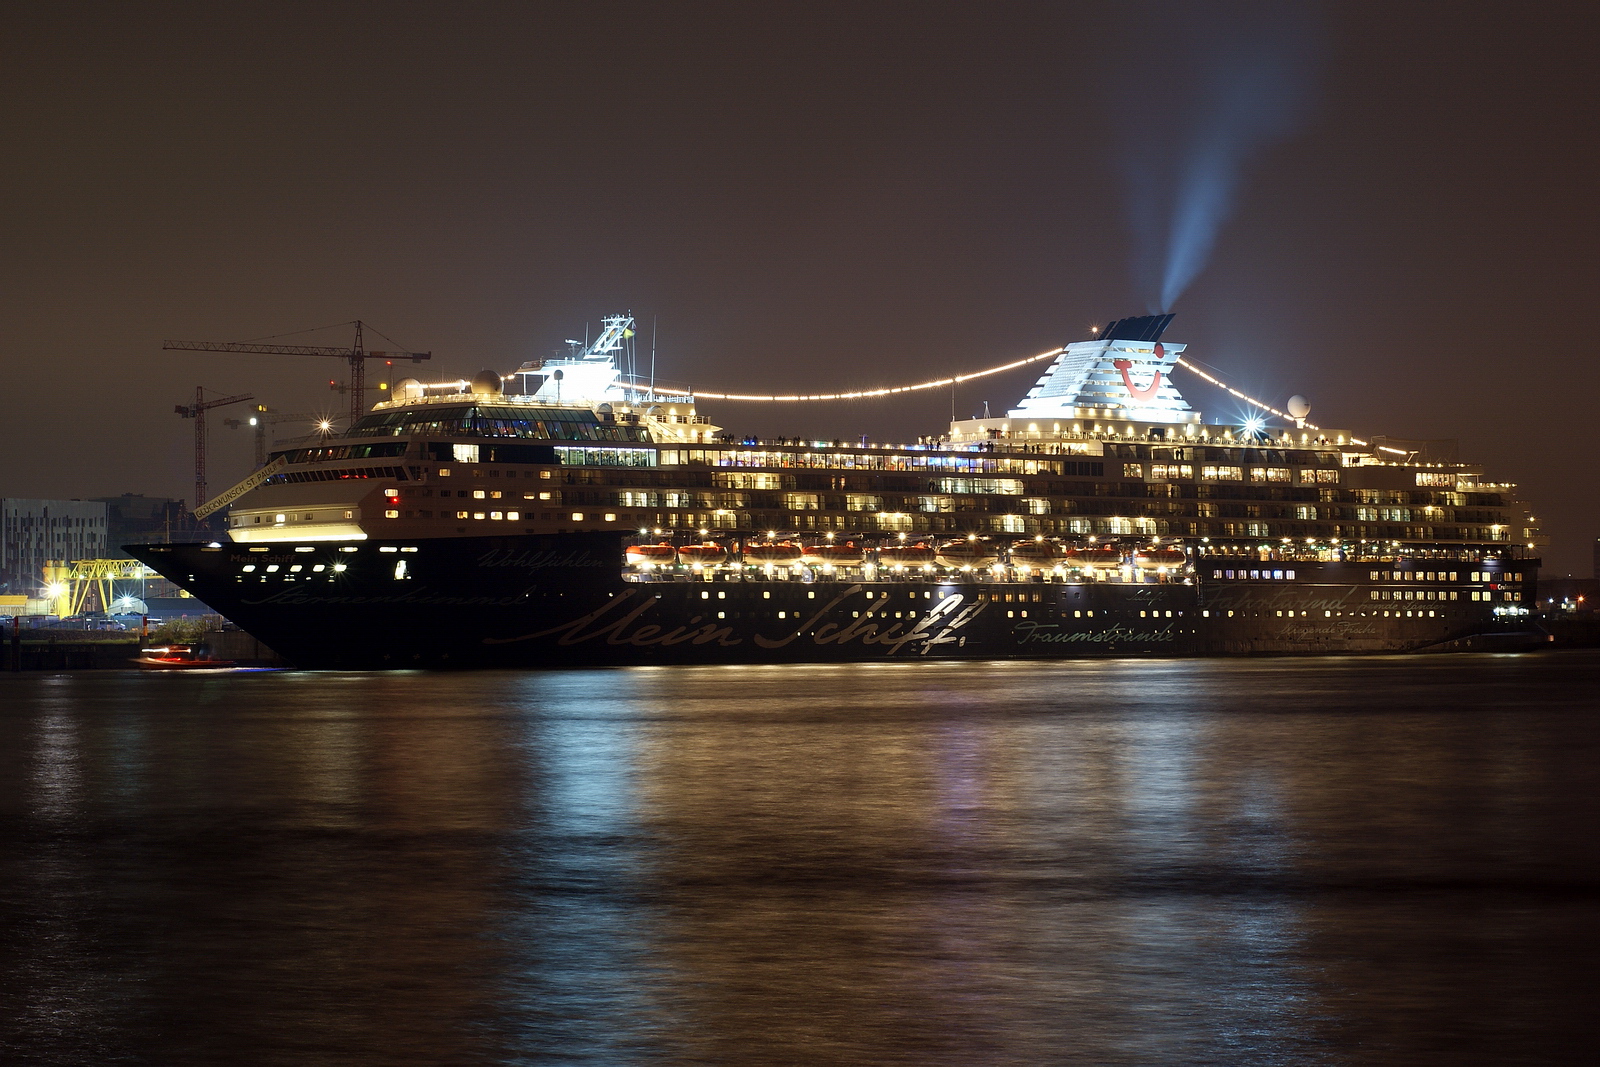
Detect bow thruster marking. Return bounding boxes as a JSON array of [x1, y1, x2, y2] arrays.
[[1111, 342, 1165, 402]]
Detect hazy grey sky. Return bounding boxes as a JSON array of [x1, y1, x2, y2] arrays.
[[2, 2, 1594, 571]]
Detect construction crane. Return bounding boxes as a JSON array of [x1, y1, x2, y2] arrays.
[[174, 388, 253, 514], [163, 321, 431, 426], [224, 406, 338, 467]]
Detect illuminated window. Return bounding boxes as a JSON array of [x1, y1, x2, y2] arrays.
[[571, 512, 584, 521], [456, 511, 468, 519], [473, 490, 486, 500], [384, 509, 399, 518], [438, 468, 451, 477], [507, 512, 520, 520]]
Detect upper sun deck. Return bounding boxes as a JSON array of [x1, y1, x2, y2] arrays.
[[216, 311, 1543, 551]]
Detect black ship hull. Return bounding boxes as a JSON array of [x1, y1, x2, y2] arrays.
[[127, 534, 1546, 670]]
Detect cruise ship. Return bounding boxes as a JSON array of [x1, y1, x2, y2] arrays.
[[130, 314, 1546, 668]]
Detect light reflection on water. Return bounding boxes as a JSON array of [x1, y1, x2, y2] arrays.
[[1, 654, 1598, 1065]]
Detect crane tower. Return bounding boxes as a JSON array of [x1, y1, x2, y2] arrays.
[[163, 321, 431, 427]]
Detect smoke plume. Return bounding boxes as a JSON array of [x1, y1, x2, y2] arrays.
[[1109, 2, 1324, 313]]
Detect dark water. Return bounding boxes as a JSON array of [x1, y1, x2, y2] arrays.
[[2, 654, 1597, 1066]]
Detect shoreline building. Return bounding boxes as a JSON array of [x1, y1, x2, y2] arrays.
[[0, 498, 108, 595], [94, 494, 188, 555]]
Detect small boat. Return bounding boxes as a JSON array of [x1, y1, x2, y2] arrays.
[[935, 540, 999, 570], [1064, 546, 1124, 570], [744, 541, 804, 565], [1008, 539, 1059, 569], [134, 645, 236, 671], [1132, 548, 1187, 569], [877, 543, 936, 567], [625, 542, 677, 568], [801, 542, 866, 567], [677, 542, 729, 567]]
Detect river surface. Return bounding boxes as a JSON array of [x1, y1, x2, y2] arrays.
[[1, 653, 1597, 1065]]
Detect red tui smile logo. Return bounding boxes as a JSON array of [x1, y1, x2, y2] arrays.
[[1111, 342, 1164, 402]]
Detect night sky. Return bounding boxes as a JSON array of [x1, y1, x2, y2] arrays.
[[3, 2, 1596, 573]]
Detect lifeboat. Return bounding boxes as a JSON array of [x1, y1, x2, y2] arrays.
[[677, 542, 728, 567], [1063, 546, 1124, 570], [935, 539, 999, 570], [625, 542, 677, 568], [801, 541, 866, 567], [877, 542, 936, 567], [744, 541, 803, 565], [1132, 548, 1187, 570], [1008, 539, 1059, 569]]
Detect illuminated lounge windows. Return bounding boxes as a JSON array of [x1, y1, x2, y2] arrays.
[[1201, 465, 1242, 481]]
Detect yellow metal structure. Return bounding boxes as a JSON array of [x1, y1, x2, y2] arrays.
[[42, 559, 157, 618]]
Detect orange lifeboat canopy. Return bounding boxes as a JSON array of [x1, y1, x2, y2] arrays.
[[878, 543, 936, 567], [1064, 546, 1124, 569], [744, 541, 804, 565], [801, 542, 866, 566], [677, 542, 729, 567], [1009, 540, 1059, 568], [1133, 548, 1187, 569], [935, 540, 1000, 570], [626, 542, 677, 568]]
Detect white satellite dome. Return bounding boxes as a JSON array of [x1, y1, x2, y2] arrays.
[[1287, 395, 1311, 420]]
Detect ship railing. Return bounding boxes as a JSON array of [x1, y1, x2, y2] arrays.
[[620, 565, 1192, 585]]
